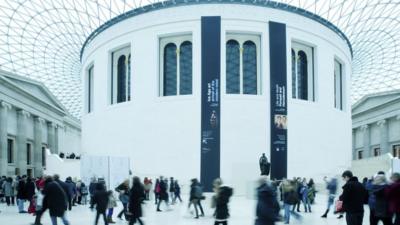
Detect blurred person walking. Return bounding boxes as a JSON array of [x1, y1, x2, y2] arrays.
[[16, 175, 28, 213], [92, 183, 110, 225], [107, 190, 117, 224], [115, 179, 130, 220], [321, 176, 338, 218], [188, 178, 204, 218], [366, 172, 392, 225], [212, 178, 233, 225], [386, 173, 400, 225], [2, 177, 15, 206], [154, 179, 160, 205], [128, 177, 145, 225], [143, 177, 151, 201], [32, 176, 53, 225], [173, 180, 182, 203], [254, 176, 280, 225], [44, 174, 70, 225], [300, 179, 311, 212], [339, 170, 368, 225], [156, 177, 169, 212], [282, 179, 301, 224]]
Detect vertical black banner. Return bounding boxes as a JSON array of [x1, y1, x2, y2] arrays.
[[269, 21, 288, 180], [200, 16, 221, 192]]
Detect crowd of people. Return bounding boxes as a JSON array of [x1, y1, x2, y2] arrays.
[[0, 170, 399, 225]]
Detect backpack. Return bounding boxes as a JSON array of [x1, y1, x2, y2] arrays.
[[285, 190, 298, 205], [81, 186, 88, 195], [194, 185, 203, 199]]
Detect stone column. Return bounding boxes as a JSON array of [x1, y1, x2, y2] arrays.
[[361, 125, 370, 158], [34, 117, 45, 176], [0, 101, 12, 175], [55, 125, 59, 154], [47, 122, 56, 154], [16, 110, 30, 175], [377, 119, 389, 154]]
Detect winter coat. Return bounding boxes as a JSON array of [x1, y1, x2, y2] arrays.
[[93, 190, 110, 212], [214, 186, 233, 220], [2, 181, 14, 197], [25, 180, 36, 200], [255, 182, 280, 224], [340, 177, 368, 213], [44, 181, 69, 217], [174, 183, 181, 195], [385, 181, 400, 214], [370, 184, 390, 217], [128, 184, 145, 218], [158, 180, 168, 200], [65, 180, 77, 197], [89, 182, 97, 196], [327, 179, 338, 195], [16, 180, 26, 199], [190, 183, 203, 201]]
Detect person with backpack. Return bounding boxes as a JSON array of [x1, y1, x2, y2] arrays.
[[255, 176, 280, 225], [189, 178, 204, 218], [367, 172, 392, 225], [115, 179, 130, 220], [212, 178, 233, 225], [282, 179, 301, 224]]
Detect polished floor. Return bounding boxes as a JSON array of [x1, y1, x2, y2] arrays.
[[0, 193, 370, 225]]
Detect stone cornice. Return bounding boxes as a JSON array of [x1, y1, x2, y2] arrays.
[[0, 101, 12, 110]]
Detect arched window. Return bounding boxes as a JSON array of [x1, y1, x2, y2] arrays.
[[179, 41, 192, 95], [163, 43, 177, 96], [291, 42, 314, 101], [291, 49, 296, 98], [226, 39, 240, 94], [243, 40, 257, 95], [127, 54, 131, 101], [117, 55, 126, 103], [297, 50, 308, 100]]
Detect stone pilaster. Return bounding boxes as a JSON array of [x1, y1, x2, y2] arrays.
[[377, 119, 389, 154], [55, 124, 59, 154], [0, 101, 12, 176], [361, 125, 370, 158], [34, 117, 45, 176], [47, 122, 56, 154], [16, 110, 30, 175]]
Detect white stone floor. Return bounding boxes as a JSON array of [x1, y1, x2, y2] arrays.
[[0, 194, 371, 225]]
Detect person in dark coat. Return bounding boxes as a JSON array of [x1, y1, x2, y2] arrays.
[[366, 172, 392, 225], [156, 177, 169, 212], [25, 177, 36, 214], [321, 177, 338, 218], [89, 177, 97, 209], [173, 180, 182, 203], [255, 176, 280, 225], [128, 177, 145, 225], [32, 176, 53, 225], [65, 177, 77, 210], [44, 175, 70, 225], [17, 175, 27, 213], [339, 170, 368, 225], [213, 179, 233, 225], [92, 183, 110, 225], [386, 173, 400, 225]]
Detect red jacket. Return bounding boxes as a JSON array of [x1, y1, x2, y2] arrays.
[[385, 181, 400, 213]]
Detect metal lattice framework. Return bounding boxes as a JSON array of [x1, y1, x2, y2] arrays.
[[0, 0, 400, 118]]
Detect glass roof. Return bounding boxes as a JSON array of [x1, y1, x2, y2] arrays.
[[1, 0, 399, 118]]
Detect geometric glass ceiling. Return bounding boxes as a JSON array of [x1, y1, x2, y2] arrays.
[[1, 0, 400, 118]]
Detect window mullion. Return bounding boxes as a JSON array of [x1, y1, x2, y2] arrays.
[[240, 43, 243, 94], [176, 45, 180, 96]]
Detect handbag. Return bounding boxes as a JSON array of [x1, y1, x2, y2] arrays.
[[334, 200, 343, 213]]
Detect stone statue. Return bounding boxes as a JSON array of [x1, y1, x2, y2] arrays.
[[259, 153, 270, 176]]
